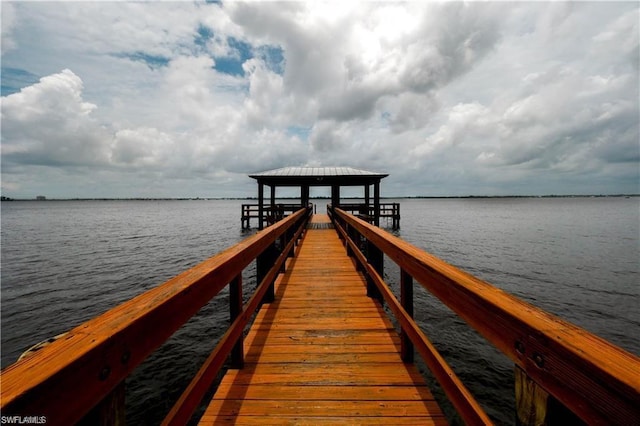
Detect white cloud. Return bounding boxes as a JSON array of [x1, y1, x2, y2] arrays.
[[1, 2, 638, 198], [227, 2, 501, 125], [111, 127, 173, 167], [2, 69, 110, 167]]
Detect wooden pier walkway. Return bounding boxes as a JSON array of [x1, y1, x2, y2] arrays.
[[3, 207, 636, 425], [200, 214, 446, 424]]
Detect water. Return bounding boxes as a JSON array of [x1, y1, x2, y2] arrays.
[[2, 197, 638, 424], [1, 200, 247, 424]]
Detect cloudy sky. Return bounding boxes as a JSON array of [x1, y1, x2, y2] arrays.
[[1, 1, 638, 198]]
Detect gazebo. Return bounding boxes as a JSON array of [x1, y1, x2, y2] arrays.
[[245, 166, 395, 229]]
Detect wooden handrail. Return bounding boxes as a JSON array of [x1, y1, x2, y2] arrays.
[[333, 215, 492, 425], [332, 207, 640, 425], [1, 207, 311, 425], [163, 216, 307, 425], [242, 204, 313, 229]]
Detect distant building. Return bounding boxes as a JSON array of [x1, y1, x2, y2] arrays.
[[36, 195, 46, 200]]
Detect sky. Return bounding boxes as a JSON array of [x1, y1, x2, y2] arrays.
[[1, 1, 638, 199]]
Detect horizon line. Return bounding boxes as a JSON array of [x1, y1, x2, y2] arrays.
[[2, 194, 638, 202]]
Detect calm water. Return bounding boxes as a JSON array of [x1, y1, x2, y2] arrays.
[[2, 198, 638, 424]]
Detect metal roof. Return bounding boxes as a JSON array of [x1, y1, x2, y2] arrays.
[[249, 167, 388, 179]]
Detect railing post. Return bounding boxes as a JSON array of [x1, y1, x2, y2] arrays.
[[257, 241, 278, 303], [229, 274, 244, 369], [366, 239, 383, 303], [77, 383, 125, 426], [393, 203, 400, 229], [515, 366, 584, 426], [287, 212, 302, 258], [345, 223, 354, 257], [279, 232, 286, 273], [400, 268, 414, 363]]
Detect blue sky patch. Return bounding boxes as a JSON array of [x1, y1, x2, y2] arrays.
[[212, 39, 285, 77], [115, 52, 170, 70], [213, 56, 245, 77], [257, 45, 285, 75], [195, 24, 213, 49], [1, 68, 40, 96], [213, 37, 252, 77], [286, 126, 311, 141], [193, 24, 285, 78]]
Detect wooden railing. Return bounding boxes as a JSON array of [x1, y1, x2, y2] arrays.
[[242, 202, 400, 229], [241, 203, 308, 229], [336, 202, 400, 229], [1, 207, 312, 425], [329, 206, 640, 425]]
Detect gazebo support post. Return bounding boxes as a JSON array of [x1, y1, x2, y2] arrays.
[[270, 185, 276, 223], [301, 185, 310, 208], [258, 182, 264, 230], [364, 185, 370, 216], [331, 185, 340, 209], [374, 181, 380, 227]]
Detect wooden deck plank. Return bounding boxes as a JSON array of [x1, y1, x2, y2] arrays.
[[244, 352, 404, 364], [243, 331, 401, 346], [201, 416, 447, 425], [200, 214, 446, 424], [215, 373, 427, 387], [218, 363, 427, 378], [245, 344, 400, 355], [202, 399, 444, 416], [253, 307, 388, 318], [212, 384, 436, 401], [247, 321, 395, 331]]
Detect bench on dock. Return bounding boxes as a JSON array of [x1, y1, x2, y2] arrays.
[[2, 207, 638, 425]]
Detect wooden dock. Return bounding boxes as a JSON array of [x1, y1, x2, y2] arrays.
[[201, 214, 445, 424], [2, 207, 637, 425]]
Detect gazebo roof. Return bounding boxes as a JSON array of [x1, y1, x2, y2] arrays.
[[249, 166, 388, 186]]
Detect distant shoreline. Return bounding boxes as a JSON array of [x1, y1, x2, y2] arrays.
[[2, 194, 638, 202]]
